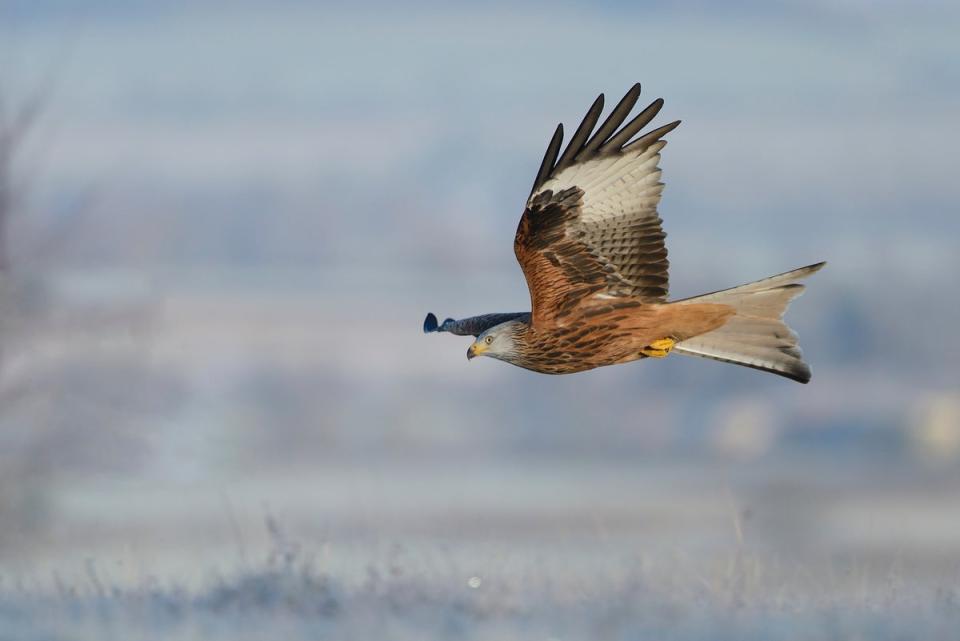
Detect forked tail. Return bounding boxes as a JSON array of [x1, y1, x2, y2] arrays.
[[671, 262, 826, 383]]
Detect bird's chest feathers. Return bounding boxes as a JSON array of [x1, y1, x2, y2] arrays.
[[512, 322, 632, 373]]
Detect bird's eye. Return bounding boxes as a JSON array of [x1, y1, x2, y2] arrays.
[[485, 336, 494, 345]]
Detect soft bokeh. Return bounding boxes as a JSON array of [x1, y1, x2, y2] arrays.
[[1, 0, 959, 636]]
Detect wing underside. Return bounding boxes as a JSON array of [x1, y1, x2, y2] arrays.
[[515, 84, 679, 327]]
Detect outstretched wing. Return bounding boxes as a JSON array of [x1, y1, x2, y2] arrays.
[[423, 312, 529, 336], [514, 84, 679, 328]]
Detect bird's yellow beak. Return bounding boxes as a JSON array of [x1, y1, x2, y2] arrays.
[[467, 342, 487, 360]]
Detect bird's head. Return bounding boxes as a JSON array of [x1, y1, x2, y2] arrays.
[[467, 321, 524, 362]]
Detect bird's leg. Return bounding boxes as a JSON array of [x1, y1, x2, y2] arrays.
[[640, 337, 676, 358]]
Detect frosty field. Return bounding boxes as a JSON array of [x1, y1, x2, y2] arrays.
[[5, 550, 960, 641], [5, 455, 960, 640]]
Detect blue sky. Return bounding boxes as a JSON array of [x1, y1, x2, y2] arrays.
[[2, 1, 958, 283]]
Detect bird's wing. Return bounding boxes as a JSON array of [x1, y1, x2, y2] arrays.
[[423, 312, 530, 336], [514, 84, 679, 328]]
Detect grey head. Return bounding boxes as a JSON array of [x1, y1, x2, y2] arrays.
[[466, 318, 527, 362]]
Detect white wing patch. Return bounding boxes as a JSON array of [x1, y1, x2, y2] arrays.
[[533, 141, 666, 226], [516, 85, 678, 304]]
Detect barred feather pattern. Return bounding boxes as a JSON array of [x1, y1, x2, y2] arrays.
[[517, 85, 678, 327]]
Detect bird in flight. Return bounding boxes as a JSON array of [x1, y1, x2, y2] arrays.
[[424, 84, 824, 383]]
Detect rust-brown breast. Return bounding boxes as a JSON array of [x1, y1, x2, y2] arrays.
[[509, 301, 734, 375]]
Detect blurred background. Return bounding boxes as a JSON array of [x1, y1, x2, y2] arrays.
[[1, 0, 959, 596]]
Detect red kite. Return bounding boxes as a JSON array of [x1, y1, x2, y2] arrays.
[[425, 84, 824, 382]]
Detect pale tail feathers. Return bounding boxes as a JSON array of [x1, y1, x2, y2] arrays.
[[672, 262, 826, 383]]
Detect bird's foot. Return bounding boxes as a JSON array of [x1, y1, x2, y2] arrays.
[[641, 337, 676, 358]]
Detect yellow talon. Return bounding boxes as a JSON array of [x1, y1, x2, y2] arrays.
[[641, 337, 676, 359]]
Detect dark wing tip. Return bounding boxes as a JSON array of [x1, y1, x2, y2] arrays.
[[553, 92, 605, 173], [583, 83, 644, 155], [423, 312, 439, 333], [622, 119, 682, 153], [530, 122, 564, 197], [529, 84, 678, 196]]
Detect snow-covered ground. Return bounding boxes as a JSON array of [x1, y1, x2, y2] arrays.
[[5, 455, 960, 640], [5, 537, 960, 641]]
